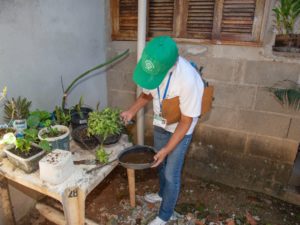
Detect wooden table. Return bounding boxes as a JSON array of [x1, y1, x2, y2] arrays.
[[0, 135, 132, 225]]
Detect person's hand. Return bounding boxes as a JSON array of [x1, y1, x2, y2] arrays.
[[151, 148, 168, 167], [120, 110, 134, 124]]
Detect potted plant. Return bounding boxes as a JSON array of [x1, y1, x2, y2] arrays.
[[3, 128, 51, 173], [53, 106, 71, 127], [38, 120, 70, 150], [70, 97, 93, 129], [71, 124, 99, 150], [272, 0, 300, 53], [27, 109, 52, 129], [87, 107, 123, 148], [3, 96, 31, 136]]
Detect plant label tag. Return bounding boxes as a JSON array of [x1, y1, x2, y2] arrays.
[[153, 114, 167, 129], [79, 119, 87, 124]]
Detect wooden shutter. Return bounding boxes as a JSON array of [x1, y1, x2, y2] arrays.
[[111, 0, 138, 40], [219, 0, 265, 42], [186, 0, 215, 39], [148, 0, 176, 37]]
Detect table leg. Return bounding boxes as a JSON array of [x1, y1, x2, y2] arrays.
[[0, 175, 15, 225], [62, 187, 85, 225], [127, 168, 136, 207]]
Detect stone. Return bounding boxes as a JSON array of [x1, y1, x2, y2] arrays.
[[39, 149, 75, 185]]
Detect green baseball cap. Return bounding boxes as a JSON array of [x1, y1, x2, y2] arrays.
[[133, 36, 178, 90]]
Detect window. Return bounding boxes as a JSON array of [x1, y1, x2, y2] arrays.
[[111, 0, 266, 44]]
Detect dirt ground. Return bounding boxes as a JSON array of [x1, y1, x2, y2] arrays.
[[24, 166, 300, 225]]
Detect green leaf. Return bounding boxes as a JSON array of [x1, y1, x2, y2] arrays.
[[39, 140, 51, 152]]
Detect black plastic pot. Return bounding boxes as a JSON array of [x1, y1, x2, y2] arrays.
[[118, 145, 156, 170], [95, 132, 122, 145], [70, 107, 93, 129], [71, 125, 99, 150]]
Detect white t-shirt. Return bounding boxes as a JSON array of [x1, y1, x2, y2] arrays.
[[143, 56, 204, 135]]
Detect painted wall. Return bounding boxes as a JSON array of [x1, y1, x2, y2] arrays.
[[106, 1, 300, 205], [0, 0, 107, 223], [0, 0, 107, 122]]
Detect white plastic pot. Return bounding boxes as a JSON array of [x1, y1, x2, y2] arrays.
[[38, 125, 70, 151]]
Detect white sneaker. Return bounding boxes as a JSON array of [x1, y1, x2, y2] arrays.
[[144, 193, 162, 203], [148, 217, 167, 225], [170, 210, 184, 221]]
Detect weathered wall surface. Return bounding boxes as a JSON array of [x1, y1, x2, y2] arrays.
[[107, 2, 300, 203], [0, 0, 107, 223]]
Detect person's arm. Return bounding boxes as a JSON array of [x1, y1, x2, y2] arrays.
[[151, 113, 193, 167], [121, 92, 153, 122]]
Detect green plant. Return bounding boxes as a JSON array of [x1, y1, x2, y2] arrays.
[[54, 106, 71, 126], [15, 128, 51, 154], [273, 0, 300, 34], [96, 146, 111, 163], [4, 96, 31, 123], [41, 120, 61, 138], [87, 108, 122, 142], [74, 96, 84, 119], [269, 80, 300, 110], [61, 49, 129, 109], [88, 108, 122, 161], [27, 110, 52, 128]]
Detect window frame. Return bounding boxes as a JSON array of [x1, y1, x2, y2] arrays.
[[110, 0, 268, 46]]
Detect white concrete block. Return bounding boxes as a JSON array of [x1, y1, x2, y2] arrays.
[[39, 150, 74, 185]]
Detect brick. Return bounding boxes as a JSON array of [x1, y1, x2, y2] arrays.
[[107, 69, 136, 92], [246, 134, 298, 163], [212, 83, 256, 109], [108, 90, 136, 110], [237, 110, 291, 138], [203, 106, 240, 130], [244, 61, 300, 86], [288, 118, 300, 141], [193, 125, 246, 154], [185, 57, 237, 82]]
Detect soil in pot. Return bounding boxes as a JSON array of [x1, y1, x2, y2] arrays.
[[41, 130, 66, 139], [72, 125, 99, 150], [119, 150, 155, 164], [8, 145, 43, 159], [71, 107, 92, 129]]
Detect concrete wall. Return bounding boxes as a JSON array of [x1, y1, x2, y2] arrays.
[[106, 1, 300, 203], [0, 0, 107, 223]]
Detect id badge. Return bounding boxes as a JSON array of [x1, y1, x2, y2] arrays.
[[153, 114, 167, 128]]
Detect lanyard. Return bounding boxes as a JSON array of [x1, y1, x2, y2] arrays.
[[157, 72, 172, 112]]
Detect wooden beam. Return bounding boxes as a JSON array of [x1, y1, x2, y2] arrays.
[[36, 203, 99, 225], [127, 168, 136, 207], [62, 187, 86, 225], [0, 175, 15, 225]]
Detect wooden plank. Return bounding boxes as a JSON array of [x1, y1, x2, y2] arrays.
[[0, 175, 15, 225], [212, 0, 224, 40], [252, 0, 266, 42]]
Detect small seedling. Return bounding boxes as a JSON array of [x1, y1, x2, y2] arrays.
[[96, 146, 111, 163]]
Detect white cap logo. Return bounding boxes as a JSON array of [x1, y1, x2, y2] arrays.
[[144, 59, 155, 72]]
